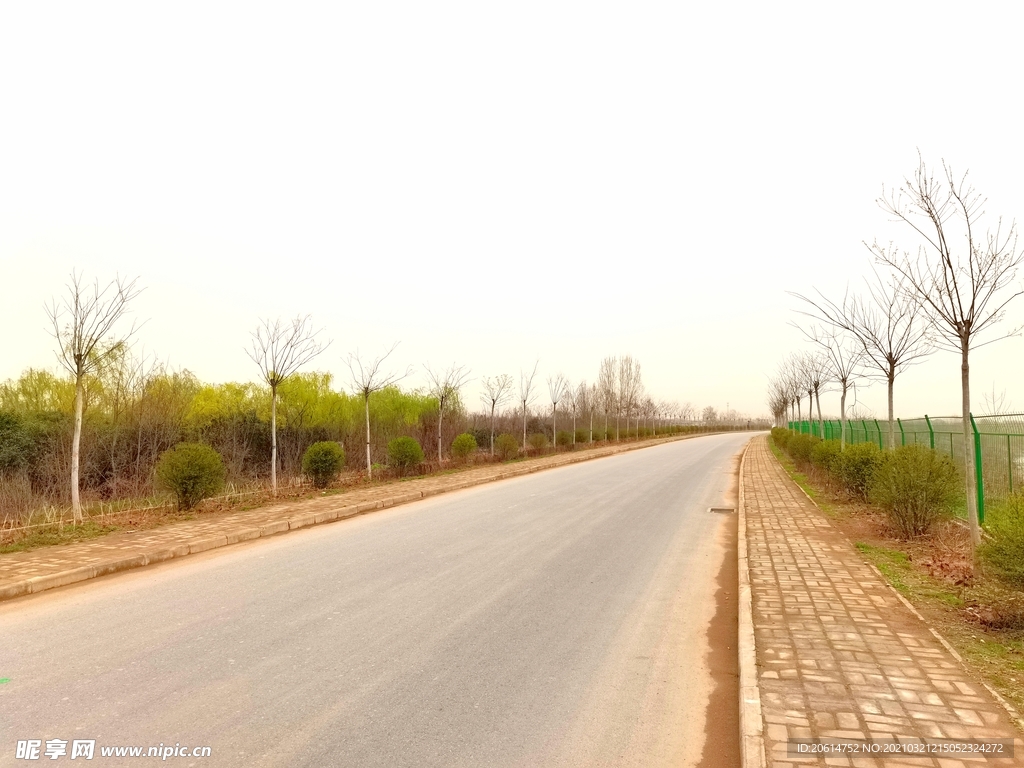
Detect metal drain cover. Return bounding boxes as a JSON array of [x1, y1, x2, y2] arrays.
[[708, 507, 735, 514]]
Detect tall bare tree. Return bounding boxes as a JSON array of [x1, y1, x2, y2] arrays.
[[425, 363, 471, 462], [346, 343, 408, 479], [47, 272, 144, 522], [246, 315, 330, 494], [618, 356, 642, 437], [799, 351, 830, 439], [598, 357, 617, 439], [872, 157, 1024, 548], [546, 373, 568, 446], [796, 325, 864, 448], [519, 361, 539, 449], [480, 374, 514, 456], [792, 268, 931, 449]]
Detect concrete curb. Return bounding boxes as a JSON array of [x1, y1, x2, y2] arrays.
[[737, 440, 766, 768], [1, 431, 749, 604]]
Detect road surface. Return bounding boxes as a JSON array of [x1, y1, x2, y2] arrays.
[[1, 433, 750, 767]]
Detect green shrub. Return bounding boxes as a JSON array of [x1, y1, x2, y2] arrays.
[[770, 427, 791, 450], [155, 443, 226, 510], [0, 411, 33, 471], [556, 430, 573, 446], [528, 433, 548, 451], [787, 433, 818, 465], [592, 428, 606, 441], [494, 433, 519, 460], [836, 442, 882, 500], [981, 493, 1024, 587], [869, 445, 960, 538], [387, 436, 424, 473], [574, 429, 589, 444], [451, 433, 477, 460], [302, 441, 345, 488], [810, 440, 842, 478]]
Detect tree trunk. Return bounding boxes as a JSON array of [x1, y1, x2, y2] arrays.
[[962, 344, 981, 551], [887, 370, 895, 450], [590, 411, 594, 443], [437, 405, 444, 462], [364, 395, 372, 479], [71, 375, 84, 523], [552, 405, 556, 450], [815, 387, 824, 440], [522, 402, 527, 450], [490, 403, 496, 456], [839, 383, 847, 451], [271, 385, 278, 495]]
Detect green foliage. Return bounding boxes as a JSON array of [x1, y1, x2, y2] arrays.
[[770, 427, 791, 449], [869, 445, 960, 537], [451, 433, 477, 460], [574, 429, 588, 444], [155, 443, 226, 510], [0, 412, 33, 471], [556, 430, 573, 446], [387, 436, 424, 472], [836, 442, 882, 500], [787, 433, 818, 465], [810, 439, 842, 477], [982, 494, 1024, 587], [528, 433, 548, 451], [494, 433, 519, 460], [301, 441, 345, 488]]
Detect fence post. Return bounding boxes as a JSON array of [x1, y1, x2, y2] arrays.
[[1008, 434, 1014, 495], [897, 418, 905, 446], [874, 419, 883, 449], [970, 413, 984, 525], [925, 414, 934, 450]]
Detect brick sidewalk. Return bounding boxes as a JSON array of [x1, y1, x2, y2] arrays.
[[743, 434, 1023, 767], [0, 434, 699, 602]]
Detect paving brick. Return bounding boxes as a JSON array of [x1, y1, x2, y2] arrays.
[[743, 436, 1022, 766]]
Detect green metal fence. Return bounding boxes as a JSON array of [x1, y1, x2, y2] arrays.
[[787, 413, 1024, 526]]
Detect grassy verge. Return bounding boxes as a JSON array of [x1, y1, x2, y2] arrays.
[[769, 437, 1024, 717]]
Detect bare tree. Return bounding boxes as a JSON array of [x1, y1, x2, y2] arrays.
[[246, 315, 330, 494], [47, 272, 144, 523], [598, 357, 617, 439], [547, 373, 568, 447], [346, 343, 408, 479], [618, 356, 642, 437], [796, 325, 864, 448], [425, 363, 472, 462], [480, 374, 514, 456], [872, 157, 1024, 548], [587, 382, 600, 442], [519, 361, 539, 449], [791, 268, 931, 449], [799, 351, 830, 439]]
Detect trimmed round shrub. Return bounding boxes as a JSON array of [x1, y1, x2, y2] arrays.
[[155, 443, 226, 510], [451, 432, 477, 461], [770, 427, 791, 450], [810, 439, 842, 478], [982, 494, 1024, 587], [387, 436, 424, 473], [787, 433, 818, 465], [494, 433, 519, 460], [528, 433, 549, 451], [836, 442, 882, 500], [556, 430, 573, 446], [869, 445, 960, 538], [302, 441, 345, 488]]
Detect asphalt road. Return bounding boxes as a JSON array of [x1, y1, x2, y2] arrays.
[[1, 433, 751, 767]]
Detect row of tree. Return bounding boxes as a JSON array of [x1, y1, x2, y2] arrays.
[[769, 156, 1024, 558], [2, 290, 738, 521]]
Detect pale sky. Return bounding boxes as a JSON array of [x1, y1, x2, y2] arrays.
[[3, 2, 1024, 419]]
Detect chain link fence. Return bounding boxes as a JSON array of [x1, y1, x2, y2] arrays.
[[787, 414, 1024, 525]]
